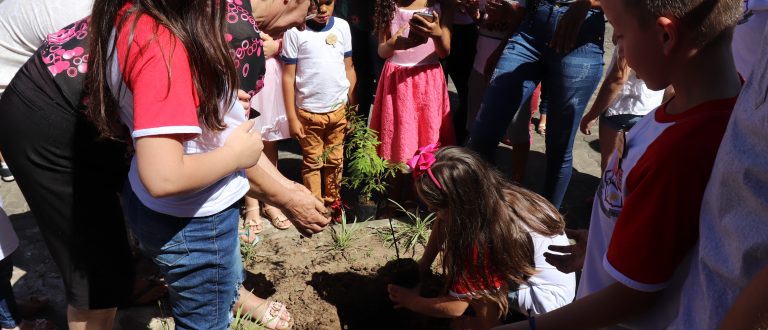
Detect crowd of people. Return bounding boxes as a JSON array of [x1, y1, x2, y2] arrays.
[[0, 0, 766, 329]]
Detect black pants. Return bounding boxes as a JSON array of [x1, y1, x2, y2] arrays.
[[0, 57, 134, 309], [445, 23, 478, 144]]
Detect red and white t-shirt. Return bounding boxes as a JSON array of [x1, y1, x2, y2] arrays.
[[577, 97, 736, 328], [108, 6, 248, 217]]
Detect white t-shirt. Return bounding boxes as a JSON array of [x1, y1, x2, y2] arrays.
[[513, 230, 576, 315], [108, 14, 248, 218], [579, 95, 735, 328], [604, 48, 665, 117], [0, 198, 18, 260], [281, 17, 352, 113], [0, 0, 93, 94], [669, 22, 768, 330]]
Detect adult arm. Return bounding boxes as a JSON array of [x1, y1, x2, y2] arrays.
[[550, 0, 601, 53], [244, 160, 329, 236]]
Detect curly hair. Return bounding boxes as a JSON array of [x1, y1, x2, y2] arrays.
[[415, 147, 565, 319], [373, 0, 396, 34], [373, 0, 437, 35]]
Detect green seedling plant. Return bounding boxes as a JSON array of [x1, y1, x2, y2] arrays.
[[328, 209, 363, 252], [378, 199, 435, 256], [341, 105, 406, 202], [240, 236, 258, 268]]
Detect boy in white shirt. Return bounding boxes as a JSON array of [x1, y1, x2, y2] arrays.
[[282, 0, 356, 219]]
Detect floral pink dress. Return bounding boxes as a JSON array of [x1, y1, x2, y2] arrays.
[[369, 4, 454, 163]]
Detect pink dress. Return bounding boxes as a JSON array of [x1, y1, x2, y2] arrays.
[[369, 4, 454, 163], [251, 55, 290, 141]]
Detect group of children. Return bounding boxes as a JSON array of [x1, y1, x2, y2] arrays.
[[381, 0, 765, 329], [0, 0, 766, 329]]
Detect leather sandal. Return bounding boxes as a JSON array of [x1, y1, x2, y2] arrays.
[[239, 207, 263, 245], [262, 206, 292, 230]]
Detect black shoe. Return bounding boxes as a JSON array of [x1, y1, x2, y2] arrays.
[[0, 164, 13, 182]]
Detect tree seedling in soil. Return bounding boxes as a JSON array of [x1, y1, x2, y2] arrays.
[[340, 105, 406, 203], [377, 199, 435, 256], [378, 215, 420, 289], [328, 209, 362, 252]]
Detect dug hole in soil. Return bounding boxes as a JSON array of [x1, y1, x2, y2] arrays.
[[244, 220, 450, 330]]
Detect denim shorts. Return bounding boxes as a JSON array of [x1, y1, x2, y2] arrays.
[[601, 113, 645, 131], [122, 186, 243, 330]]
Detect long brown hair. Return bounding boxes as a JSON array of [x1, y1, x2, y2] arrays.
[[415, 147, 565, 318], [87, 0, 238, 139]]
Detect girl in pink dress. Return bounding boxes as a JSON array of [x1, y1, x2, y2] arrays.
[[371, 0, 455, 164]]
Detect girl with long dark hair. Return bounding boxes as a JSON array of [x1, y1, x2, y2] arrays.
[[387, 146, 575, 329]]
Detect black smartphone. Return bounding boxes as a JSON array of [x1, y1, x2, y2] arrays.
[[249, 108, 261, 119], [412, 12, 436, 23]]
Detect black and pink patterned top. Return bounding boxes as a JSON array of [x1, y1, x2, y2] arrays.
[[35, 1, 265, 110], [225, 0, 266, 97]]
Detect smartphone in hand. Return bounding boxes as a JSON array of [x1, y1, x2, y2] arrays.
[[412, 11, 436, 23]]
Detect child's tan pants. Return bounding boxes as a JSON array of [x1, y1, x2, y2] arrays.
[[297, 105, 346, 204]]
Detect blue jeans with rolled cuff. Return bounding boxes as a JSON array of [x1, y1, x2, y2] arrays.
[[468, 2, 605, 208], [122, 186, 243, 330]]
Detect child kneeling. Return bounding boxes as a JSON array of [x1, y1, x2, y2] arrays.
[[387, 146, 575, 329]]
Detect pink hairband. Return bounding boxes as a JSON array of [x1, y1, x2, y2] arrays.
[[406, 143, 442, 190]]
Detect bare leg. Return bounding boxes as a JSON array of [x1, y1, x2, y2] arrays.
[[67, 305, 116, 330], [598, 118, 621, 173]]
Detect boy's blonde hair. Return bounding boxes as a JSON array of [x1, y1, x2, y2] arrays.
[[626, 0, 742, 47]]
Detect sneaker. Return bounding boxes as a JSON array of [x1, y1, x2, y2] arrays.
[[0, 163, 13, 182]]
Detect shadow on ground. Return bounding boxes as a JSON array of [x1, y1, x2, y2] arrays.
[[309, 261, 449, 330]]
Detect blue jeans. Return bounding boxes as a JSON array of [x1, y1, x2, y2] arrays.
[[468, 2, 605, 208], [123, 187, 243, 330], [0, 255, 19, 329]]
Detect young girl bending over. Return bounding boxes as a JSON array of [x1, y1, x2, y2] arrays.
[[388, 146, 575, 329], [370, 0, 455, 204]]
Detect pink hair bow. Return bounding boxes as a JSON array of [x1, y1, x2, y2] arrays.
[[406, 143, 443, 190]]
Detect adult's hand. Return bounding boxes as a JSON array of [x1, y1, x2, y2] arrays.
[[550, 0, 591, 53], [277, 183, 330, 237], [543, 228, 588, 273]]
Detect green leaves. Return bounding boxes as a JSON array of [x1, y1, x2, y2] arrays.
[[342, 106, 405, 201]]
